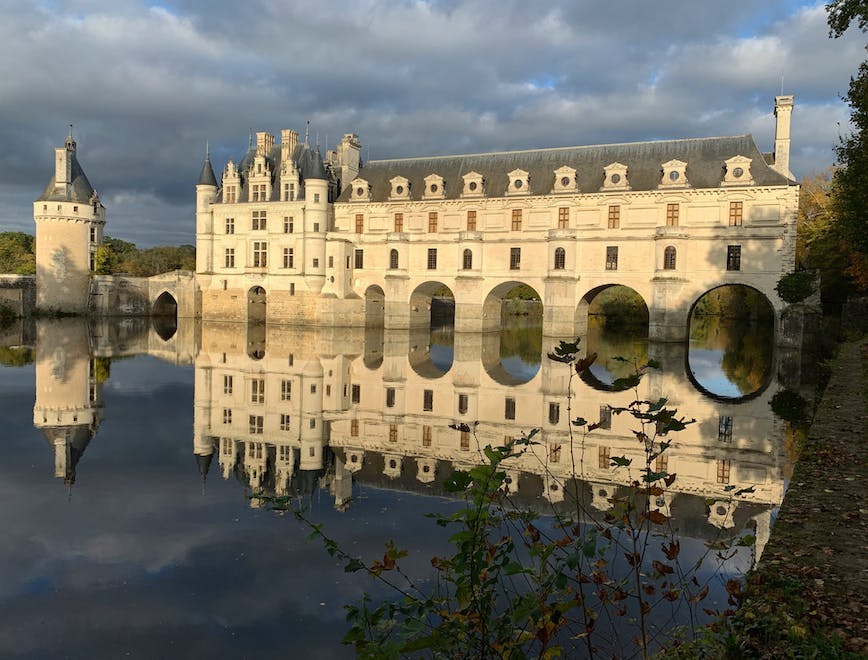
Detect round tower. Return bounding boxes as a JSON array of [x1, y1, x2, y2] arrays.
[[302, 147, 329, 293], [33, 131, 105, 314], [196, 146, 219, 274]]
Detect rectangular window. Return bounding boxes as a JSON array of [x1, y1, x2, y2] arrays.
[[460, 431, 470, 451], [729, 201, 743, 227], [505, 397, 516, 420], [718, 416, 733, 443], [313, 193, 320, 203], [394, 213, 404, 232], [423, 389, 433, 411], [253, 241, 267, 267], [608, 205, 620, 229], [284, 216, 293, 233], [224, 248, 235, 268], [249, 415, 263, 435], [511, 209, 522, 231], [279, 247, 292, 269], [354, 249, 364, 269], [351, 384, 360, 403], [458, 394, 468, 415], [223, 375, 233, 394], [290, 283, 295, 295], [605, 246, 618, 271], [726, 245, 741, 271], [666, 203, 679, 227], [280, 414, 291, 431], [350, 418, 359, 437], [549, 444, 561, 464], [223, 408, 232, 424], [655, 454, 668, 474], [283, 182, 295, 201], [309, 418, 316, 429], [386, 387, 396, 408], [598, 446, 611, 469], [312, 257, 319, 268], [355, 213, 364, 233], [717, 459, 731, 484], [548, 402, 560, 425], [427, 248, 437, 270], [313, 222, 319, 232], [225, 218, 235, 234], [599, 405, 612, 430], [251, 378, 265, 404], [466, 210, 477, 231], [89, 227, 96, 243], [389, 424, 398, 443], [225, 185, 236, 203], [428, 212, 438, 233], [252, 209, 267, 230], [280, 379, 291, 401], [510, 247, 521, 270], [422, 425, 432, 447], [558, 207, 569, 229], [310, 383, 317, 394]]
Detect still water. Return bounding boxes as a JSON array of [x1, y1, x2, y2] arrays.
[[0, 316, 786, 658]]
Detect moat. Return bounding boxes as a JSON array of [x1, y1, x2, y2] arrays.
[[0, 314, 791, 658]]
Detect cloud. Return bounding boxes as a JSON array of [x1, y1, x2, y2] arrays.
[[0, 0, 862, 245]]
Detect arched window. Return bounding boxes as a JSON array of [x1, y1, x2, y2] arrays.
[[389, 249, 399, 269], [462, 249, 473, 270], [554, 247, 566, 270], [663, 246, 677, 270]]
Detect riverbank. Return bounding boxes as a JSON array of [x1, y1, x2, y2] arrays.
[[720, 336, 868, 657]]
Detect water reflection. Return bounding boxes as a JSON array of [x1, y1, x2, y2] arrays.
[[581, 318, 649, 390], [1, 316, 797, 656], [687, 316, 775, 399]]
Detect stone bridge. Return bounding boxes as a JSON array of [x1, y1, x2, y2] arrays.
[[90, 270, 198, 319]]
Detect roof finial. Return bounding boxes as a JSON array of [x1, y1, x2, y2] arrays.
[[780, 72, 785, 96], [67, 123, 74, 139], [316, 132, 320, 151], [248, 128, 253, 150], [304, 120, 310, 146], [205, 140, 210, 160]]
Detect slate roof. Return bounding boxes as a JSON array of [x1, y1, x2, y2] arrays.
[[215, 142, 330, 203], [336, 134, 793, 203], [197, 157, 218, 187], [36, 153, 97, 203]]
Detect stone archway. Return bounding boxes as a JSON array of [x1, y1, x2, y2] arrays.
[[365, 285, 385, 327], [248, 286, 267, 323], [481, 281, 542, 332], [575, 284, 649, 337], [151, 291, 178, 341], [409, 281, 454, 329]]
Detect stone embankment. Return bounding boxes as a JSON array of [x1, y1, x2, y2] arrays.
[[729, 337, 867, 657]]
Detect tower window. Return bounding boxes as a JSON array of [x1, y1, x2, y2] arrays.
[[605, 246, 618, 271], [666, 203, 679, 227], [510, 247, 521, 270], [394, 213, 404, 232], [729, 201, 743, 226], [462, 249, 473, 270], [466, 210, 477, 231], [423, 389, 433, 411], [599, 405, 612, 429], [608, 205, 620, 229], [505, 397, 516, 420], [554, 247, 566, 270], [726, 245, 741, 271], [427, 248, 437, 270], [458, 394, 468, 415], [511, 209, 522, 231], [428, 212, 438, 233], [386, 388, 396, 408], [663, 246, 677, 270], [558, 207, 569, 229], [389, 249, 399, 269]]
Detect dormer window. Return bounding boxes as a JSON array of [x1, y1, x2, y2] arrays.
[[722, 155, 755, 186], [552, 165, 577, 193], [350, 177, 371, 202], [507, 169, 530, 195], [601, 163, 630, 191], [389, 176, 410, 201], [660, 159, 689, 188], [423, 174, 445, 199], [462, 171, 484, 197]]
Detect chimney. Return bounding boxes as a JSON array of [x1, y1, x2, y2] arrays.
[[256, 131, 275, 157], [281, 129, 299, 163], [54, 134, 76, 190], [772, 95, 794, 179]]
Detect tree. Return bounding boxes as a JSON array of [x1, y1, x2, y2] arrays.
[[0, 232, 35, 275], [827, 2, 868, 276]]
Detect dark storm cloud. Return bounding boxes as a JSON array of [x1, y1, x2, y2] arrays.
[[0, 0, 862, 245]]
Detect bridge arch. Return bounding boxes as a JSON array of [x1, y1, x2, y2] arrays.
[[365, 285, 385, 327], [151, 290, 178, 341], [248, 286, 267, 323], [409, 281, 454, 329], [575, 284, 649, 337], [482, 281, 542, 332]]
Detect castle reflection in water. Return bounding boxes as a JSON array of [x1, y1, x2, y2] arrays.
[[24, 315, 791, 563]]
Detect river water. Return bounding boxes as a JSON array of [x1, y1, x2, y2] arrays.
[[0, 314, 787, 658]]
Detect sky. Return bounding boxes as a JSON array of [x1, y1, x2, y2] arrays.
[[0, 0, 864, 247]]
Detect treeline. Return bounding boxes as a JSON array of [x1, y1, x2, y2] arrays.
[[0, 232, 195, 278]]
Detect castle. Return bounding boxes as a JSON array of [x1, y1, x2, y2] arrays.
[[33, 97, 799, 342]]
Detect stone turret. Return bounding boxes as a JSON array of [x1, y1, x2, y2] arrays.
[[33, 132, 105, 314], [196, 147, 219, 273]]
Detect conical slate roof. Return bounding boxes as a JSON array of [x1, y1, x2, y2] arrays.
[[36, 153, 96, 203], [198, 157, 218, 187]]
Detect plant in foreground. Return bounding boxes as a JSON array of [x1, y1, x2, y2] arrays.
[[272, 339, 755, 658]]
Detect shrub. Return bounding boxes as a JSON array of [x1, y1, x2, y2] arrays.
[[775, 271, 815, 304]]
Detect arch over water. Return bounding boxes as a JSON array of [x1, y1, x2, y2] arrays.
[[687, 284, 775, 400], [409, 281, 454, 330], [482, 281, 542, 332], [248, 286, 267, 323], [408, 325, 454, 378], [575, 284, 649, 337]]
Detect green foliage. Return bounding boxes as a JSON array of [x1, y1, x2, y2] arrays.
[[93, 246, 117, 275], [273, 340, 760, 658], [589, 286, 649, 326], [827, 0, 868, 38], [770, 389, 810, 426], [0, 346, 33, 367], [0, 232, 36, 275], [775, 271, 816, 304], [98, 236, 196, 277], [93, 356, 111, 383], [504, 284, 541, 301], [692, 286, 774, 320]]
